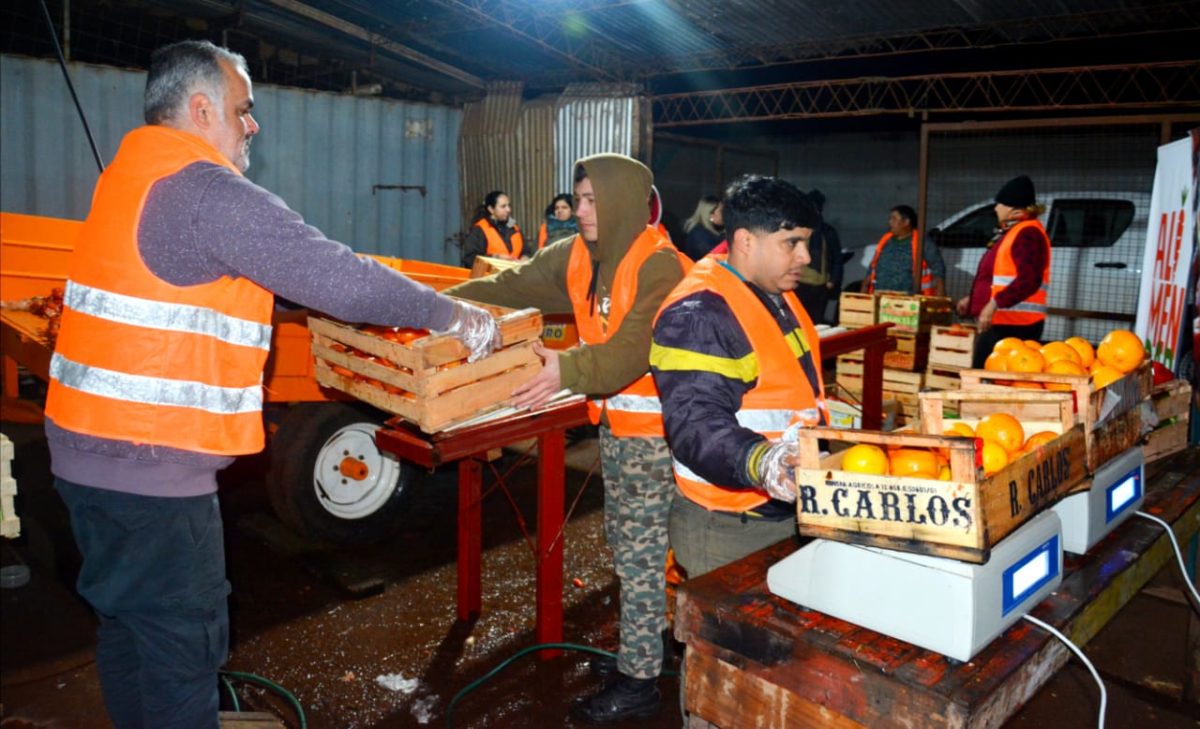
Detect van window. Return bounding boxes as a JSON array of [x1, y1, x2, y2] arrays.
[[931, 205, 996, 248], [1045, 200, 1134, 248]]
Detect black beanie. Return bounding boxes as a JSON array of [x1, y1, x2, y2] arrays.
[[994, 175, 1036, 208]]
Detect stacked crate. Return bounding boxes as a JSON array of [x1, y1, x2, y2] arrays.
[[1, 434, 18, 539], [834, 355, 923, 424], [1144, 379, 1192, 463], [876, 294, 952, 371], [837, 292, 878, 330], [924, 324, 977, 391]]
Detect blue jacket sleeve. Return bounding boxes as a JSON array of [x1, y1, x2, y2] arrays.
[[651, 290, 767, 490]]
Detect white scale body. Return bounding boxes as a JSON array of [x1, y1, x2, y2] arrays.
[[768, 510, 1063, 662], [1051, 446, 1144, 555]]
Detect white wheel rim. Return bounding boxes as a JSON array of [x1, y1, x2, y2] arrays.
[[312, 422, 402, 520]]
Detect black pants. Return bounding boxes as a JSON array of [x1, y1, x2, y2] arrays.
[[972, 321, 1046, 369], [794, 284, 831, 325]]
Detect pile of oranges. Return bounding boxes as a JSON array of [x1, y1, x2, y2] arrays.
[[982, 330, 1145, 390], [841, 442, 952, 480], [945, 414, 1056, 476]]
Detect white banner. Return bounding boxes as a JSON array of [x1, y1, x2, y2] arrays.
[[1135, 137, 1197, 373]]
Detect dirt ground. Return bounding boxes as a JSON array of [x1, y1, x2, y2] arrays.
[[1, 420, 1198, 728]]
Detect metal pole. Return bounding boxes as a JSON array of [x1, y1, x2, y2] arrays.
[[38, 0, 104, 173]]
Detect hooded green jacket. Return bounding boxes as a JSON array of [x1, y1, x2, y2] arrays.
[[447, 154, 686, 397]]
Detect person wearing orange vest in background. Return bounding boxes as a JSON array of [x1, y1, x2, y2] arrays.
[[863, 204, 945, 296], [536, 192, 578, 250], [43, 41, 500, 729], [956, 175, 1052, 368], [460, 190, 525, 267], [651, 174, 826, 579], [446, 154, 690, 724]]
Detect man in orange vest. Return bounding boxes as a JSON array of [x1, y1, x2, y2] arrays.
[[447, 154, 690, 723], [44, 41, 499, 729], [863, 204, 945, 296], [955, 175, 1052, 368], [651, 175, 826, 578]]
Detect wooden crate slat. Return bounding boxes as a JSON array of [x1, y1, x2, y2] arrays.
[[838, 292, 878, 329], [929, 325, 977, 369], [877, 294, 953, 333], [1149, 379, 1192, 421], [925, 366, 961, 391], [1144, 416, 1190, 463]]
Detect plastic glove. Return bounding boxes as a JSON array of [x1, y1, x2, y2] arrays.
[[438, 299, 502, 363], [758, 439, 798, 503]]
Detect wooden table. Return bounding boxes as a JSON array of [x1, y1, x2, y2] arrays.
[[675, 447, 1200, 728], [818, 323, 892, 430], [374, 399, 590, 650]]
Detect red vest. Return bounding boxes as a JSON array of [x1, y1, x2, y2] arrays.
[[991, 220, 1051, 326], [45, 126, 274, 455], [655, 257, 826, 512], [565, 227, 690, 437], [865, 231, 936, 296], [475, 219, 524, 258]]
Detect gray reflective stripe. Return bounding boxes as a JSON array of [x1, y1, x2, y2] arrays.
[[605, 393, 662, 413], [735, 409, 794, 432], [1003, 301, 1047, 313], [673, 457, 714, 485], [50, 352, 263, 414], [993, 275, 1016, 285], [65, 280, 271, 350]]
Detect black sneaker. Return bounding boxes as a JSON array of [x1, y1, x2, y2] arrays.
[[569, 674, 661, 724]]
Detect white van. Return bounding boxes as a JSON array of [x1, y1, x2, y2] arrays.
[[844, 193, 1147, 344]]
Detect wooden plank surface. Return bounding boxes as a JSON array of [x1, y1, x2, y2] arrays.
[[676, 447, 1200, 728]]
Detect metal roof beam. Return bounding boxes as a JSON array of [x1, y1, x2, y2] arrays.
[[652, 61, 1200, 126]]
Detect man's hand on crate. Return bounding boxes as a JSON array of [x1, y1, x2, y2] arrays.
[[757, 438, 799, 503], [511, 341, 561, 410], [440, 299, 503, 362]]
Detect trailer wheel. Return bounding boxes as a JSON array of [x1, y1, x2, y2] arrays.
[[267, 402, 413, 545]]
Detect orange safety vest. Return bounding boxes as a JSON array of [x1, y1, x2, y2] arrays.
[[565, 226, 690, 437], [475, 219, 524, 258], [656, 257, 826, 513], [864, 231, 936, 296], [537, 222, 548, 250], [990, 219, 1051, 327], [45, 125, 274, 456]]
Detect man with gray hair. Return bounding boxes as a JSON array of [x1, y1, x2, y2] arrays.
[[45, 39, 499, 728]]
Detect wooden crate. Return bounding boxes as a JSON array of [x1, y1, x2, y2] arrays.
[[884, 330, 929, 371], [925, 365, 962, 391], [838, 292, 878, 329], [929, 324, 977, 370], [1144, 379, 1192, 463], [877, 294, 953, 334], [469, 254, 520, 278], [309, 305, 543, 433], [958, 362, 1152, 473], [795, 389, 1085, 563]]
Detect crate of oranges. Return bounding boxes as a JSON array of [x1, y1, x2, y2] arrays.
[[308, 303, 543, 433], [793, 389, 1085, 564], [958, 330, 1151, 472]]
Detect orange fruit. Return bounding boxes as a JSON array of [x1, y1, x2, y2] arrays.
[[1023, 339, 1042, 351], [1096, 330, 1146, 374], [1091, 364, 1124, 390], [1024, 431, 1058, 450], [889, 449, 940, 479], [938, 465, 952, 481], [1005, 345, 1045, 374], [1065, 337, 1095, 368], [994, 337, 1026, 354], [944, 421, 975, 438], [1043, 359, 1087, 390], [984, 350, 1008, 372], [1040, 341, 1081, 366], [975, 413, 1025, 454], [980, 439, 1009, 476], [842, 444, 889, 475]]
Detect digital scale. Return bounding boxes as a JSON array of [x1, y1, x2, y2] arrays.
[[1052, 446, 1144, 555], [768, 510, 1063, 661]]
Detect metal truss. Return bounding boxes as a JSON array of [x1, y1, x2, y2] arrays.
[[652, 61, 1200, 127]]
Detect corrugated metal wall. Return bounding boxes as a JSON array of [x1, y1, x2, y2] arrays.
[[459, 82, 649, 264], [0, 55, 463, 263]]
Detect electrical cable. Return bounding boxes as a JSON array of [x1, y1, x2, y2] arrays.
[[36, 0, 105, 173], [445, 642, 679, 729], [219, 670, 306, 729], [1133, 510, 1200, 610], [1022, 614, 1106, 729]]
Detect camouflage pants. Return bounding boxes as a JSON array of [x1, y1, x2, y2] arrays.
[[599, 426, 673, 679]]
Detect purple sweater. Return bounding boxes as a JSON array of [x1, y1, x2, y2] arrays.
[[48, 161, 457, 497]]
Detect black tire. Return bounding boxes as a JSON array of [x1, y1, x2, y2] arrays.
[[266, 402, 415, 546]]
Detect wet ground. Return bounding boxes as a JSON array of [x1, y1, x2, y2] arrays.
[[1, 419, 1198, 728]]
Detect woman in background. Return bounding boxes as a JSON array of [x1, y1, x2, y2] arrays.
[[537, 193, 577, 250], [682, 194, 723, 261], [462, 190, 525, 268]]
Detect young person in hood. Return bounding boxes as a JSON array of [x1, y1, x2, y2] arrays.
[[448, 154, 691, 723]]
